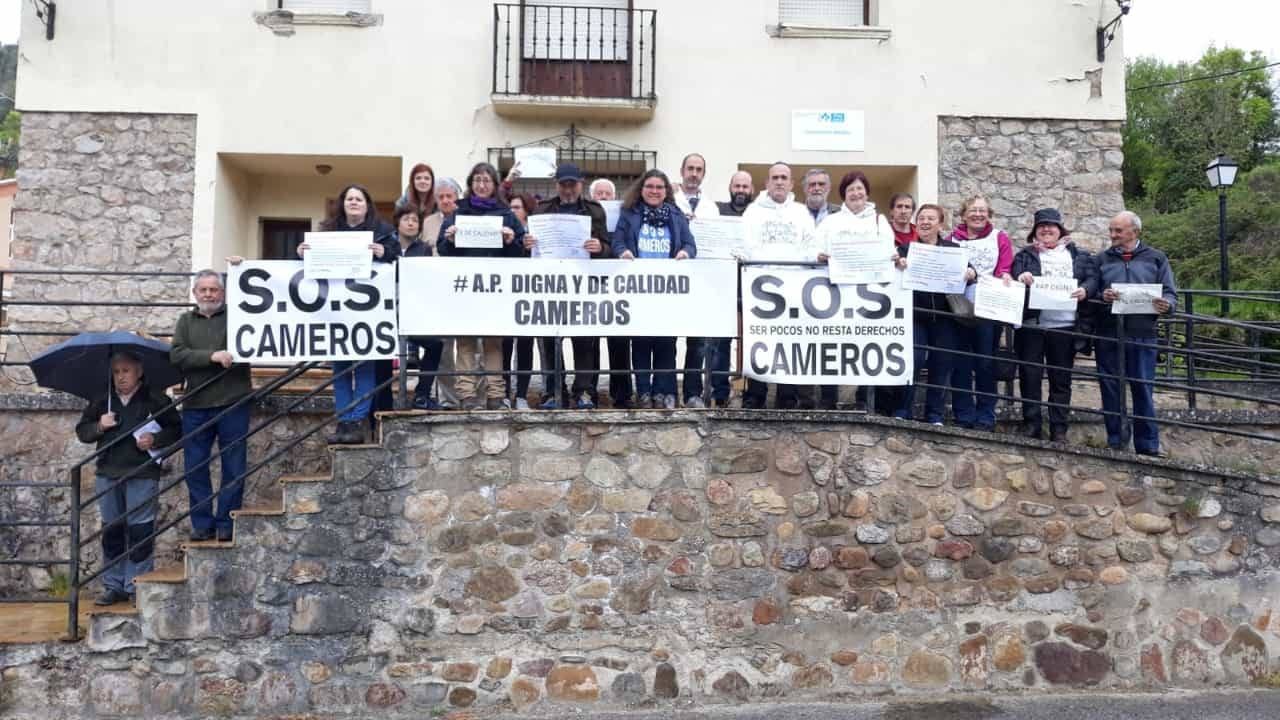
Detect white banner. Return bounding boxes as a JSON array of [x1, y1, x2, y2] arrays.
[[741, 266, 913, 385], [227, 261, 398, 362], [399, 257, 738, 337]]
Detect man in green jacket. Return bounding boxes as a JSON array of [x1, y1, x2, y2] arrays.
[[170, 269, 253, 542], [76, 351, 181, 604]]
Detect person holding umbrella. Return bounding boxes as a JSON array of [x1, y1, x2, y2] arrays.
[[73, 351, 181, 604]]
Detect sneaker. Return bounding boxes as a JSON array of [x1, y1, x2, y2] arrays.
[[515, 398, 531, 411], [636, 394, 653, 409], [412, 395, 440, 411], [742, 397, 765, 410], [462, 397, 485, 411], [94, 588, 129, 606], [338, 421, 366, 445], [486, 397, 512, 411], [662, 394, 676, 410], [613, 396, 633, 410], [216, 526, 233, 543], [1049, 428, 1068, 443], [685, 396, 706, 409], [576, 392, 596, 410], [931, 421, 945, 427], [539, 396, 561, 410], [190, 527, 215, 542]]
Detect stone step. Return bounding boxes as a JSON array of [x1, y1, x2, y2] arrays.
[[231, 502, 285, 518], [280, 473, 332, 484], [133, 564, 186, 585]]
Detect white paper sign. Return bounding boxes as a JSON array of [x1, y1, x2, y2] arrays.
[[601, 200, 623, 233], [513, 147, 558, 178], [455, 216, 504, 249], [1029, 276, 1079, 311], [973, 276, 1025, 325], [528, 214, 590, 259], [1111, 283, 1164, 314], [690, 216, 747, 260], [398, 258, 737, 337], [132, 419, 164, 463], [791, 109, 866, 152], [821, 223, 895, 286], [227, 261, 398, 362], [740, 266, 913, 386], [302, 231, 373, 280], [955, 235, 999, 277], [902, 243, 968, 294]]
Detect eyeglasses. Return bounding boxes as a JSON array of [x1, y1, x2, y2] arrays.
[[642, 183, 666, 191]]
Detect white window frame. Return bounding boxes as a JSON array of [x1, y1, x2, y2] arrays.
[[768, 0, 891, 40]]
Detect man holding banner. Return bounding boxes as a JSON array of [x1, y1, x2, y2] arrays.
[[527, 163, 611, 409]]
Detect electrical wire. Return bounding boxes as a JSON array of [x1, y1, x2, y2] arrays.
[[1127, 60, 1280, 93]]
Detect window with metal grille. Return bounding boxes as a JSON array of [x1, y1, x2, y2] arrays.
[[278, 0, 372, 13], [778, 0, 868, 27]]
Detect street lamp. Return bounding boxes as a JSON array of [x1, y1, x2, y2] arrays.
[[1205, 154, 1239, 316]]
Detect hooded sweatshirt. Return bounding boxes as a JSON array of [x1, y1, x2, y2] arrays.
[[949, 223, 1013, 279], [817, 203, 896, 283], [742, 191, 819, 262]]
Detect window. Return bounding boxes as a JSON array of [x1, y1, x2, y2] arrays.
[[278, 0, 371, 12], [522, 0, 631, 62], [778, 0, 868, 27]]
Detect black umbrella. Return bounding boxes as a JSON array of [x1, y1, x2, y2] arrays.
[[29, 331, 182, 405]]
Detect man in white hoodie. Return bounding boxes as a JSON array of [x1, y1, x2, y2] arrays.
[[741, 162, 822, 409]]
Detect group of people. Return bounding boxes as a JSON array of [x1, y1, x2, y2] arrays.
[[74, 155, 1178, 605]]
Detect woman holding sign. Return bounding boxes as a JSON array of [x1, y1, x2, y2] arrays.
[[1011, 208, 1097, 442], [613, 169, 696, 410], [893, 204, 974, 424], [297, 184, 400, 444], [947, 195, 1014, 431], [438, 162, 526, 411]]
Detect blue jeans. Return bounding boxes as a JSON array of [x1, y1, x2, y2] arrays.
[[950, 319, 998, 427], [181, 403, 249, 533], [95, 474, 157, 594], [332, 360, 376, 422], [898, 316, 959, 424], [1095, 336, 1159, 453], [683, 337, 732, 402], [632, 337, 677, 397]]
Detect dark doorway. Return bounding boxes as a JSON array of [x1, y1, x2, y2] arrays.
[[261, 219, 312, 260]]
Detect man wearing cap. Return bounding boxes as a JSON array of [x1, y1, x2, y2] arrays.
[[1092, 210, 1176, 456], [1011, 208, 1097, 443], [527, 164, 611, 409]]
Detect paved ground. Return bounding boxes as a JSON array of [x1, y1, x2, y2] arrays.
[[496, 690, 1280, 720]]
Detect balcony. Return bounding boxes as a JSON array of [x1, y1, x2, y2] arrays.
[[491, 2, 657, 122]]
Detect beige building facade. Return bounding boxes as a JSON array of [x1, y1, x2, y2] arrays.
[[13, 0, 1128, 271]]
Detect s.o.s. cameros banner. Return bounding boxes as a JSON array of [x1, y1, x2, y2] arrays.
[[741, 266, 913, 385], [227, 261, 398, 362], [398, 258, 738, 337]]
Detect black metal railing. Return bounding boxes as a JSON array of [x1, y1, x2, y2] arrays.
[[492, 3, 657, 101]]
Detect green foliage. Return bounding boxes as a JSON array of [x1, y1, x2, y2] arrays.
[[1124, 47, 1279, 213], [0, 110, 18, 179], [48, 571, 71, 599]]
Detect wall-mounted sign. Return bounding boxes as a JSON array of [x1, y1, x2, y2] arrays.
[[791, 109, 865, 152]]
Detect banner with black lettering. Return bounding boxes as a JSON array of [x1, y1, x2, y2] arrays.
[[227, 261, 398, 362], [741, 266, 913, 385], [398, 258, 738, 337]]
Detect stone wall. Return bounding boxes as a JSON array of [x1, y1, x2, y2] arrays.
[[4, 413, 1278, 717], [0, 394, 331, 596], [937, 116, 1125, 252], [3, 111, 197, 388]]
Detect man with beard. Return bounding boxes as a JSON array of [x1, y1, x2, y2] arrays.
[[802, 169, 841, 227], [171, 269, 253, 542], [716, 171, 754, 218]]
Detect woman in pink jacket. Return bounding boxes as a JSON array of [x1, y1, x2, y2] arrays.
[[947, 194, 1013, 431]]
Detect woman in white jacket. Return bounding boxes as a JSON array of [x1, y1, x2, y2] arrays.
[[814, 170, 898, 410]]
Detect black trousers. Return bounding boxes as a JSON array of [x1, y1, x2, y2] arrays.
[[537, 337, 603, 401], [606, 337, 633, 405], [1015, 325, 1076, 432], [502, 337, 535, 400], [743, 380, 816, 409]]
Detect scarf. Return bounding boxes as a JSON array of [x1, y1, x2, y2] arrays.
[[642, 202, 671, 228], [469, 195, 500, 211]]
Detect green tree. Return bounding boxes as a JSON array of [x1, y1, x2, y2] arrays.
[[1123, 47, 1279, 212], [0, 110, 18, 178]]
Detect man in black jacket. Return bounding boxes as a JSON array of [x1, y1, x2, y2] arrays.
[[528, 163, 611, 409], [1092, 211, 1177, 456], [76, 352, 181, 604]]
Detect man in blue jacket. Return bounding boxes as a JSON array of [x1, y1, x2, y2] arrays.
[[1093, 211, 1176, 456]]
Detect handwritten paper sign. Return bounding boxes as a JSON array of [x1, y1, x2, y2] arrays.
[[1029, 276, 1078, 311], [601, 200, 622, 233], [901, 243, 968, 294], [513, 147, 557, 178], [690, 216, 748, 260], [1111, 283, 1164, 314], [973, 276, 1025, 325], [454, 216, 504, 249], [302, 231, 373, 280], [528, 214, 590, 259]]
